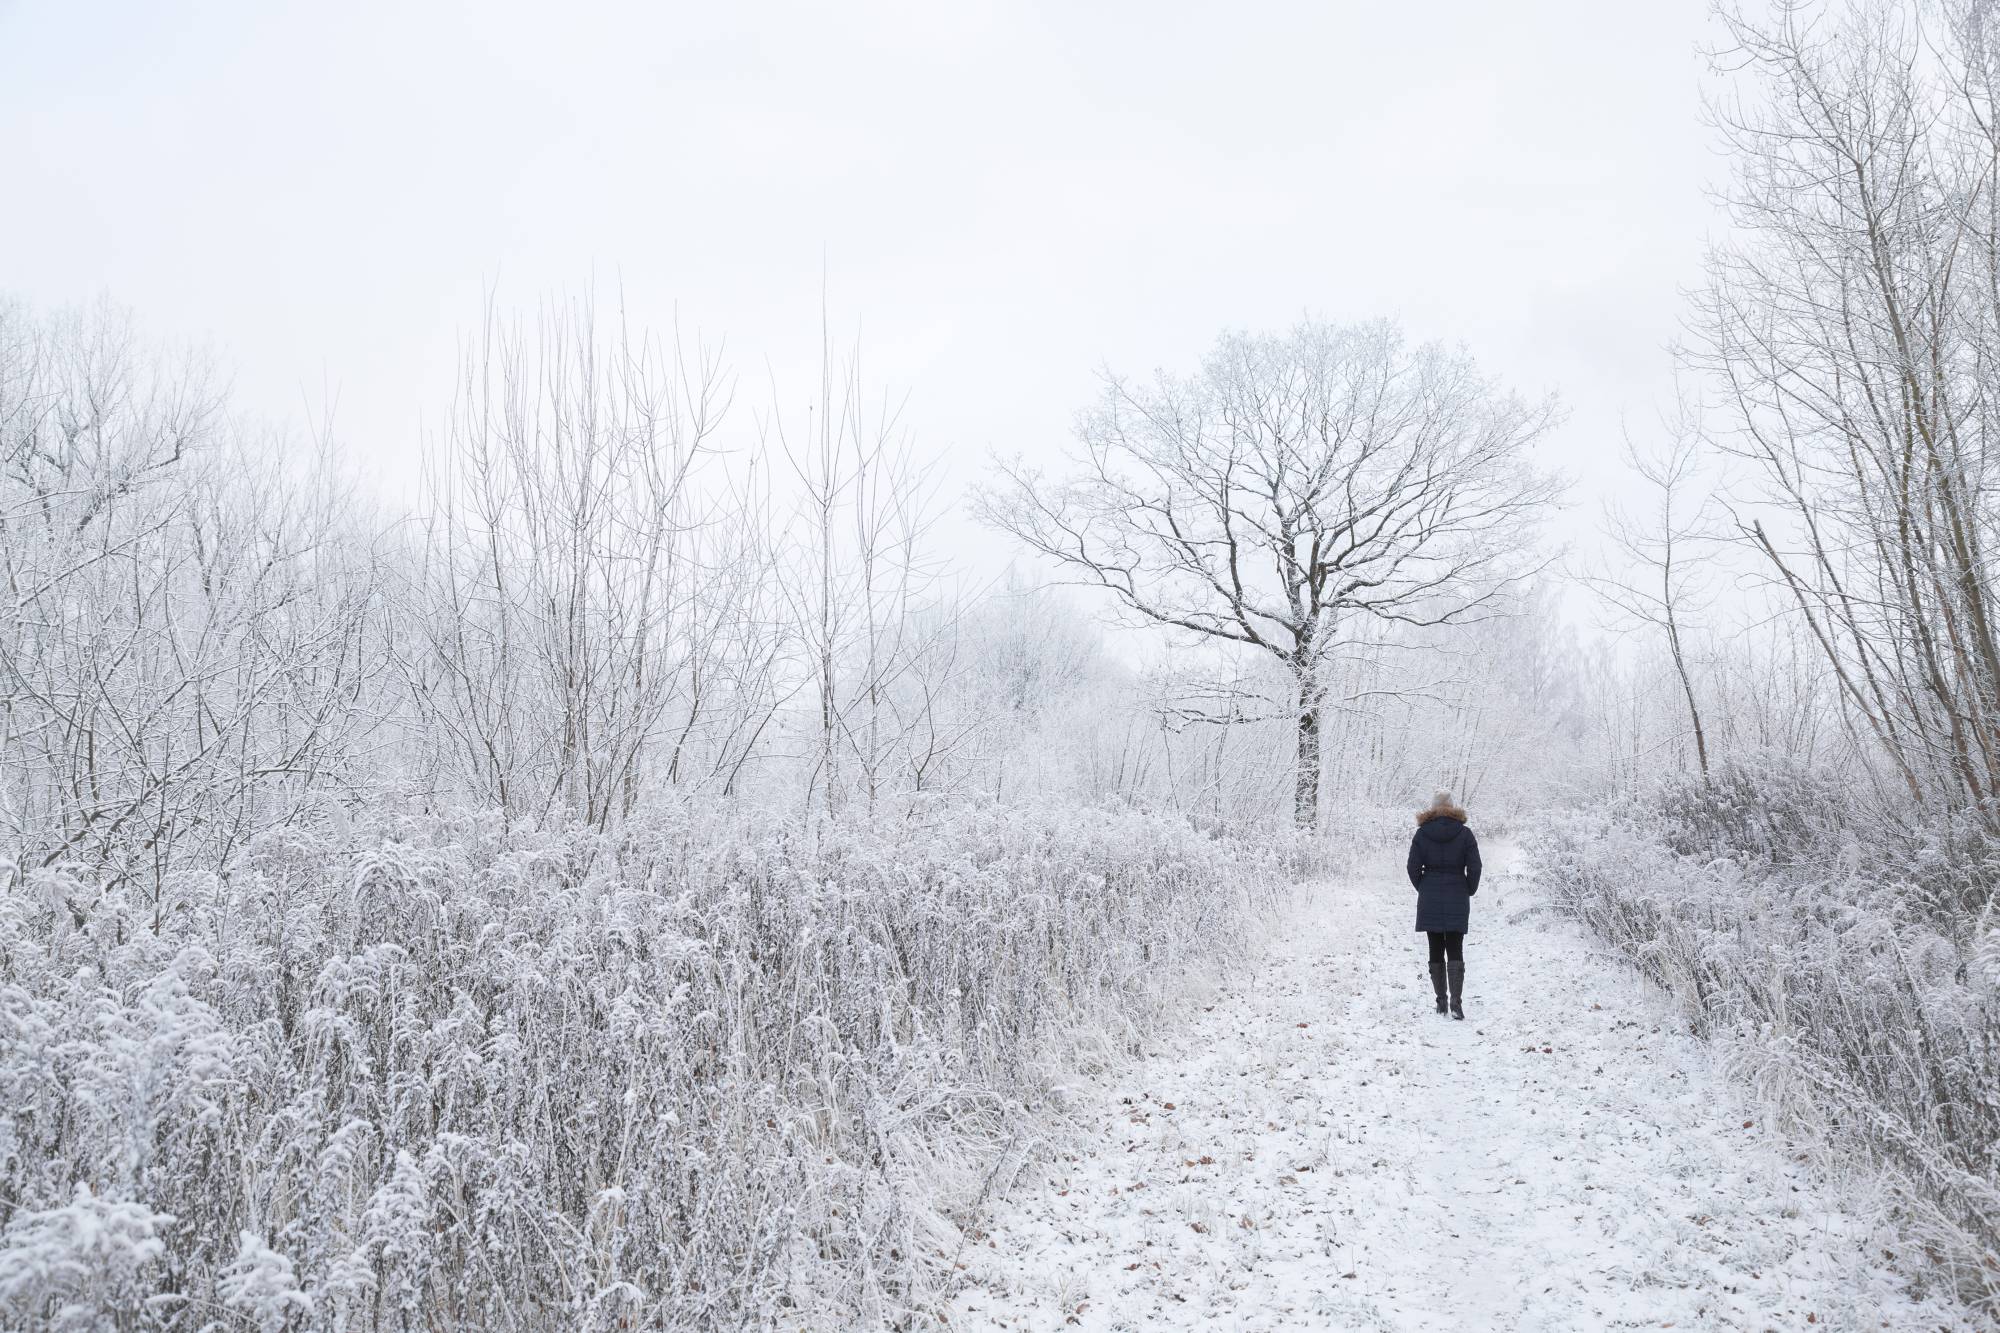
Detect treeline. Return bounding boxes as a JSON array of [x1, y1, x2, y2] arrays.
[[0, 296, 1575, 889], [0, 296, 1340, 1330], [0, 292, 1540, 1329], [1542, 1, 2000, 1316]]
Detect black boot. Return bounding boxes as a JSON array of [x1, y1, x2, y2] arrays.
[[1447, 961, 1465, 1020], [1428, 961, 1449, 1015]]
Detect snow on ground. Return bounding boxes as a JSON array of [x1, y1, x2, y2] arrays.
[[945, 841, 1969, 1332]]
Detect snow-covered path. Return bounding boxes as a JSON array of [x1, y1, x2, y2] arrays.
[[947, 841, 1966, 1332]]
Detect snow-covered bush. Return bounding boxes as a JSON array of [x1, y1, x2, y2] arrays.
[[0, 800, 1310, 1330], [0, 1185, 174, 1332], [1534, 762, 2000, 1315]]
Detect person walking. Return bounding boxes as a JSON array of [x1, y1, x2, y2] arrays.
[[1408, 790, 1482, 1019]]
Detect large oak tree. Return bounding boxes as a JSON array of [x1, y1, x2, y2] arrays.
[[978, 318, 1561, 825]]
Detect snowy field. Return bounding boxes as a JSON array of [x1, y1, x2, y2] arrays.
[[9, 3, 2000, 1326], [946, 842, 1971, 1332]]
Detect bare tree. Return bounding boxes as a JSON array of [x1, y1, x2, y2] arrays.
[[404, 294, 734, 826], [1576, 414, 1717, 777], [767, 330, 954, 820], [1691, 0, 2000, 813], [0, 299, 382, 911], [976, 318, 1561, 825]]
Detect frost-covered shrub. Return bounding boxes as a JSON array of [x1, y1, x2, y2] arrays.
[[0, 1185, 173, 1332], [1533, 777, 2000, 1316], [0, 799, 1304, 1330], [1647, 752, 1852, 866]]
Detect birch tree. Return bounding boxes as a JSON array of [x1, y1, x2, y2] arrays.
[[977, 318, 1561, 825]]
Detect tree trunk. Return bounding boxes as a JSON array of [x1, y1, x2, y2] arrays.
[[1664, 613, 1709, 779], [1294, 693, 1321, 828]]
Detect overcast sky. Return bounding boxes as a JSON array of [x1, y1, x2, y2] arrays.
[[1, 0, 1724, 575]]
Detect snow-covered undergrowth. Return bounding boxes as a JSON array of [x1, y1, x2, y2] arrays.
[[1533, 764, 2000, 1318], [0, 800, 1314, 1331]]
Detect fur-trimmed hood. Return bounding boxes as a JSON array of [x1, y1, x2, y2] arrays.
[[1416, 803, 1468, 826]]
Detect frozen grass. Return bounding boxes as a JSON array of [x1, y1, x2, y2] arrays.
[[1532, 764, 2000, 1319], [0, 799, 1320, 1331]]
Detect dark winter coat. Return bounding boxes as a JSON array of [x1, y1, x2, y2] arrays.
[[1408, 805, 1482, 934]]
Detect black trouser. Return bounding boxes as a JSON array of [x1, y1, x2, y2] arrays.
[[1425, 931, 1464, 965]]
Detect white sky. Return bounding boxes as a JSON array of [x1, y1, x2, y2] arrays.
[[1, 0, 1725, 574]]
